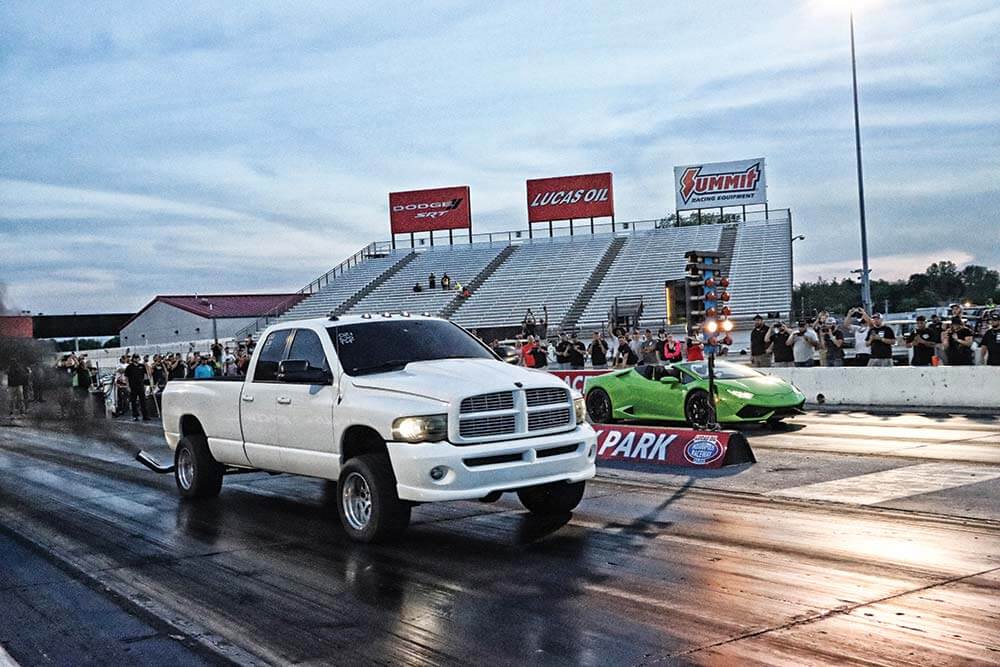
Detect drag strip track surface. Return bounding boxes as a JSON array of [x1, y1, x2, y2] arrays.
[[1, 424, 998, 665]]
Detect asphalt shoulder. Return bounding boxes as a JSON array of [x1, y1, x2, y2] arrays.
[[0, 525, 230, 667]]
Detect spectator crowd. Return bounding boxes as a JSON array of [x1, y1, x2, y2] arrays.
[[486, 303, 999, 373]]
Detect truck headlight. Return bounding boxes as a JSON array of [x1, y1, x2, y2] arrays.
[[392, 415, 448, 443], [574, 397, 587, 424], [727, 388, 754, 401]]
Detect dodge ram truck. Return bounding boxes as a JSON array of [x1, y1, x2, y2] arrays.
[[161, 314, 597, 542]]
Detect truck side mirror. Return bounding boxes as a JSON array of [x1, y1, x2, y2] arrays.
[[278, 359, 331, 384]]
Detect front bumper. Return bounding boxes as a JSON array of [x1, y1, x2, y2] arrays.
[[732, 399, 806, 421], [387, 424, 597, 502]]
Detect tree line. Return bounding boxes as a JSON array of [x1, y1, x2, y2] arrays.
[[794, 261, 999, 316]]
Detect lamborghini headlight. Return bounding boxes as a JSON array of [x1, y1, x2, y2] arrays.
[[392, 415, 448, 443], [574, 397, 587, 424], [727, 388, 754, 401]]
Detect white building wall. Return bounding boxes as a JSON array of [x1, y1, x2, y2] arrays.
[[120, 302, 257, 345]]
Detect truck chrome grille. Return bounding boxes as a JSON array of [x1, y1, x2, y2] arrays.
[[455, 386, 574, 443], [525, 387, 568, 407], [459, 414, 517, 438], [461, 391, 514, 413], [528, 407, 572, 431]]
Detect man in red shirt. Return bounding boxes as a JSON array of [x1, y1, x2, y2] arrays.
[[520, 336, 537, 368], [686, 327, 705, 361], [660, 333, 683, 364]]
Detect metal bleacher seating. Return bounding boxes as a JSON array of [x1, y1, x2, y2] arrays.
[[248, 214, 793, 339], [726, 219, 793, 318], [452, 235, 614, 329], [577, 225, 725, 328], [346, 243, 506, 316], [276, 251, 407, 322]]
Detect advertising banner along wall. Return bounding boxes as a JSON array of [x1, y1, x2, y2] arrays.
[[673, 158, 766, 211], [526, 172, 614, 223], [389, 186, 472, 235], [594, 424, 754, 469]]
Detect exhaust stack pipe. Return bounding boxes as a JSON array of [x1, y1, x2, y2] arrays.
[[135, 450, 175, 474]]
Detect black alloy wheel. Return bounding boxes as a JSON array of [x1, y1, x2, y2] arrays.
[[586, 389, 614, 424], [684, 390, 713, 429]]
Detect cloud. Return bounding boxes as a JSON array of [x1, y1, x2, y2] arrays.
[[797, 249, 977, 284], [1, 0, 997, 313]]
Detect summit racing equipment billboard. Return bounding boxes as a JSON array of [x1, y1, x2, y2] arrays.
[[389, 186, 471, 235], [526, 172, 614, 223], [674, 158, 766, 210]]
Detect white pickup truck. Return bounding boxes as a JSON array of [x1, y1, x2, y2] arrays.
[[161, 315, 596, 542]]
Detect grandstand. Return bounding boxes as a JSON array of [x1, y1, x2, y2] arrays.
[[346, 243, 507, 316], [452, 235, 616, 329], [236, 212, 793, 339], [576, 225, 725, 328], [726, 219, 793, 318]]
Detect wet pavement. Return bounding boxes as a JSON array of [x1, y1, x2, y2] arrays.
[[0, 413, 998, 665]]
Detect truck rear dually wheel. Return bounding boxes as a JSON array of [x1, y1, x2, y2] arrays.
[[517, 481, 586, 515], [174, 435, 224, 499], [337, 453, 411, 543]]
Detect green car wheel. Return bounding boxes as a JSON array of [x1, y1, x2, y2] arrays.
[[586, 388, 615, 423], [684, 390, 713, 428]]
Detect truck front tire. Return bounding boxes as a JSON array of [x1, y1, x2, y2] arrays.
[[517, 481, 586, 515], [337, 453, 411, 543], [174, 435, 224, 499]]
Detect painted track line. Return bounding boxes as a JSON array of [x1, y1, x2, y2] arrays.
[[766, 462, 1000, 505]]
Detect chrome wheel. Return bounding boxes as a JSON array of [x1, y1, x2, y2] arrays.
[[176, 446, 194, 490], [341, 472, 373, 531]]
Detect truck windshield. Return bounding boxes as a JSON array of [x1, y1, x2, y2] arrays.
[[328, 320, 496, 376]]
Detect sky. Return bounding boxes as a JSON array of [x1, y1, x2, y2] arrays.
[[2, 0, 998, 314]]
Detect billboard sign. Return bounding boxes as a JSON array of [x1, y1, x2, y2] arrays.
[[673, 158, 766, 210], [389, 186, 471, 235], [526, 172, 614, 223]]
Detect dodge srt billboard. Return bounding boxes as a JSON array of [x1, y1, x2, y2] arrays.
[[673, 158, 767, 210], [389, 186, 471, 235], [526, 172, 614, 223]]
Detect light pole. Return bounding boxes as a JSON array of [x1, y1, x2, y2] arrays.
[[850, 9, 873, 312], [791, 235, 805, 317]]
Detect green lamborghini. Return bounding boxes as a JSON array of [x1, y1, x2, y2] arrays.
[[583, 360, 806, 428]]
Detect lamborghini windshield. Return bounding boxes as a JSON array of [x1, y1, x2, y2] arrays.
[[684, 360, 762, 380]]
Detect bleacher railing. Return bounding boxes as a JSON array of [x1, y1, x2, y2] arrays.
[[237, 209, 791, 338], [234, 241, 383, 340]]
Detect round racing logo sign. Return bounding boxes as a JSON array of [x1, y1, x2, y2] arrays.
[[684, 435, 724, 465]]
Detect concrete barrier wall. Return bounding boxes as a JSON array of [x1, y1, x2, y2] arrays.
[[764, 367, 1000, 410]]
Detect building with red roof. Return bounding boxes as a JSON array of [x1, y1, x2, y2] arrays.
[[119, 294, 305, 346]]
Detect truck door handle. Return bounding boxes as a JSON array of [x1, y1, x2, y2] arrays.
[[242, 395, 254, 402], [277, 396, 292, 405]]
